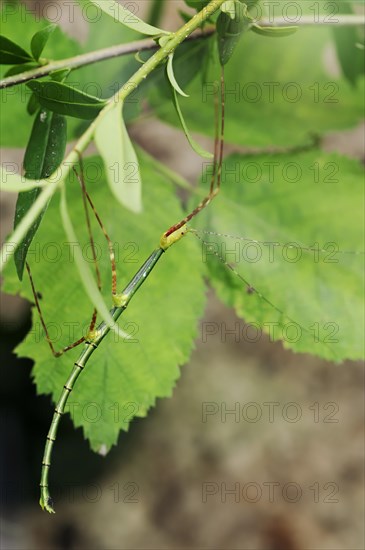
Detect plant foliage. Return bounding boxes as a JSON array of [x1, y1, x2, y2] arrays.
[[1, 0, 364, 455]]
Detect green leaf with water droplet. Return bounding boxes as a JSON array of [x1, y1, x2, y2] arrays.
[[14, 109, 67, 280]]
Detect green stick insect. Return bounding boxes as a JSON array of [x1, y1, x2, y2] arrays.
[[20, 11, 363, 512], [33, 68, 227, 514]]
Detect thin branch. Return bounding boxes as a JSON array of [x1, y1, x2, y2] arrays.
[[0, 29, 214, 90], [1, 14, 364, 90]]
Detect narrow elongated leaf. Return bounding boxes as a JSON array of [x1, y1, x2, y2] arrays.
[[216, 2, 251, 65], [89, 0, 169, 36], [0, 35, 33, 64], [167, 53, 189, 97], [14, 109, 67, 280], [27, 81, 107, 119], [94, 104, 142, 213], [171, 88, 213, 159], [251, 25, 298, 38], [27, 93, 40, 116], [156, 39, 212, 100], [31, 24, 57, 61]]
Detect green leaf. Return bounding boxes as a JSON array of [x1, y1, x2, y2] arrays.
[[27, 81, 107, 119], [2, 155, 206, 452], [27, 93, 40, 116], [94, 105, 142, 213], [156, 38, 213, 100], [166, 53, 189, 97], [191, 151, 364, 362], [30, 24, 57, 61], [88, 0, 169, 36], [171, 87, 213, 159], [14, 109, 67, 279], [0, 35, 33, 64], [251, 25, 298, 38], [49, 68, 71, 82], [216, 2, 251, 65]]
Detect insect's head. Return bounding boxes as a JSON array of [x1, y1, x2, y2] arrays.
[[160, 224, 188, 250]]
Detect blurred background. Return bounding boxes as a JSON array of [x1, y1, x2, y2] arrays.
[[1, 1, 364, 549]]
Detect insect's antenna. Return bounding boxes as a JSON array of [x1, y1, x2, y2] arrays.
[[192, 232, 340, 354], [163, 65, 225, 239], [192, 230, 365, 257], [193, 233, 289, 318], [74, 152, 117, 298], [193, 232, 343, 359]]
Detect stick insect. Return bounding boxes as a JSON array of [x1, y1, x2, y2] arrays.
[[28, 68, 225, 514], [22, 67, 362, 514]]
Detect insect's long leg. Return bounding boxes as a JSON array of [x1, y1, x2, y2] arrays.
[[25, 262, 68, 358], [163, 65, 225, 239], [26, 257, 88, 358], [72, 166, 99, 336], [74, 153, 117, 297], [26, 159, 112, 357]]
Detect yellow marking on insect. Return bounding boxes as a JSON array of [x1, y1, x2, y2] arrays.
[[160, 224, 188, 251], [87, 329, 100, 342], [112, 293, 129, 307]]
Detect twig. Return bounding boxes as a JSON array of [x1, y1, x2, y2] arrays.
[[0, 29, 214, 90]]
